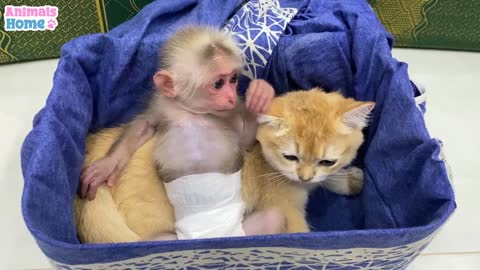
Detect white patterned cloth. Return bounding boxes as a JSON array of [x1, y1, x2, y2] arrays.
[[224, 0, 299, 79]]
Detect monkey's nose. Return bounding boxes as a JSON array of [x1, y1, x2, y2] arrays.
[[299, 176, 313, 182], [227, 97, 237, 108]]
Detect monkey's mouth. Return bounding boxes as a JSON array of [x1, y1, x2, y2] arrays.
[[216, 103, 236, 111], [213, 109, 235, 117]]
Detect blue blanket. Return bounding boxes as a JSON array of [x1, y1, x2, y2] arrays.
[[21, 0, 455, 266]]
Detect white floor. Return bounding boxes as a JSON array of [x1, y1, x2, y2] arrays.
[[0, 48, 478, 269]]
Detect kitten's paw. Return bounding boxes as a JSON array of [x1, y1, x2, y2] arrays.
[[323, 166, 364, 196]]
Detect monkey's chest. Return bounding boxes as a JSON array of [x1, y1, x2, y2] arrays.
[[154, 118, 242, 179]]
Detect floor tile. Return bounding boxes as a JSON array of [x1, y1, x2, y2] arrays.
[[392, 48, 480, 180], [0, 59, 57, 270], [408, 253, 480, 270], [392, 48, 480, 254]]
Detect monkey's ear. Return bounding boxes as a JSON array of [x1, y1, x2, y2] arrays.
[[153, 70, 176, 98]]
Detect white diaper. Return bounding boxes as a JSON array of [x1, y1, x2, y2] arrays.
[[164, 170, 246, 240]]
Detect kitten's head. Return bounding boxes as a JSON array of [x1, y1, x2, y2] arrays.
[[256, 88, 374, 185]]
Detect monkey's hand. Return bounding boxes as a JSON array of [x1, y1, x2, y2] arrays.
[[79, 154, 128, 200], [245, 79, 275, 114]]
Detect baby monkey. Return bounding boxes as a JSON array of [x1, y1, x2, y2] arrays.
[[79, 26, 284, 240]]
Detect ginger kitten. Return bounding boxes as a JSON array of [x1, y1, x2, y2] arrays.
[[242, 87, 374, 233]]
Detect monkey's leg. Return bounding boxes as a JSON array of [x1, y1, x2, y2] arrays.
[[149, 232, 178, 241], [242, 208, 285, 235], [247, 186, 310, 234]]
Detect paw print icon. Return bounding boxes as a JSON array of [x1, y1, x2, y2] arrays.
[[46, 19, 58, 30]]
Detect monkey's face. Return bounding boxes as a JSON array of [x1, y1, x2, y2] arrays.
[[204, 56, 239, 113]]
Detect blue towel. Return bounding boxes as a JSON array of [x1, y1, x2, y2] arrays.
[[21, 0, 455, 266]]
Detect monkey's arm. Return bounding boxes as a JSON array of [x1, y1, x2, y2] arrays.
[[240, 107, 259, 150], [245, 79, 275, 114], [110, 117, 156, 159], [241, 79, 276, 149], [80, 116, 156, 200]]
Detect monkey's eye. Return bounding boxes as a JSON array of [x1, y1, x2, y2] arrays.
[[230, 74, 238, 84], [212, 79, 225, 90], [283, 154, 299, 162], [317, 160, 337, 167]]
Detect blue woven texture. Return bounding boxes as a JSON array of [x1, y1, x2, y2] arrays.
[[20, 0, 455, 265]]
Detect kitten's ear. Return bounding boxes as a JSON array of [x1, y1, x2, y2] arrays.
[[153, 70, 176, 98], [257, 114, 290, 136], [257, 114, 282, 126], [341, 102, 375, 131]]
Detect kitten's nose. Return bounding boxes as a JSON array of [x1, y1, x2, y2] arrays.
[[299, 176, 313, 182]]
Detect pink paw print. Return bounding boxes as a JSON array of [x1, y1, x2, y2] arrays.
[[46, 19, 58, 30]]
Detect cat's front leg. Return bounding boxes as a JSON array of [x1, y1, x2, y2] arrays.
[[282, 206, 310, 233], [322, 166, 364, 196]]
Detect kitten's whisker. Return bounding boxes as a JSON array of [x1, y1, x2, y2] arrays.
[[324, 177, 348, 183], [253, 172, 283, 178], [261, 174, 284, 181], [250, 175, 281, 181], [262, 175, 287, 185], [249, 172, 283, 181], [330, 171, 351, 176], [273, 176, 289, 185], [328, 175, 349, 179], [253, 171, 282, 177]]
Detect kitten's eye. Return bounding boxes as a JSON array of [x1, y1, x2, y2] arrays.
[[212, 79, 225, 90], [318, 160, 337, 167], [230, 74, 238, 84], [283, 154, 299, 162]]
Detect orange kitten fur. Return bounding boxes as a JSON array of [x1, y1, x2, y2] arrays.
[[242, 88, 374, 232], [74, 127, 175, 243], [256, 88, 374, 187], [75, 88, 373, 242]]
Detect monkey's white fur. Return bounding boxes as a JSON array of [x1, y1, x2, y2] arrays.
[[161, 26, 243, 100]]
